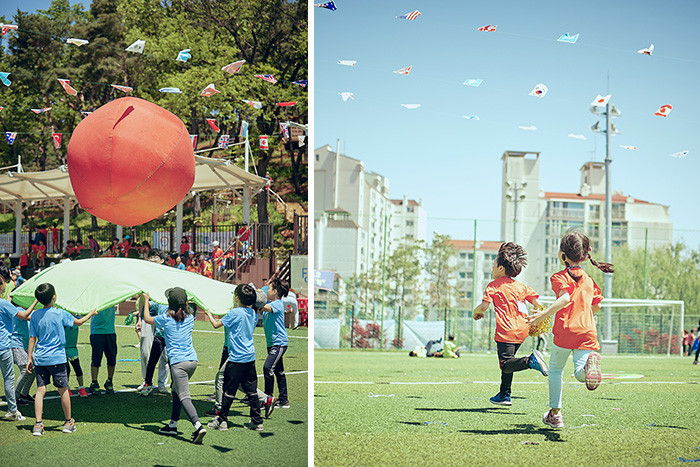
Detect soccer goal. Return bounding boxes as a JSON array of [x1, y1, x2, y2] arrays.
[[539, 297, 686, 356]]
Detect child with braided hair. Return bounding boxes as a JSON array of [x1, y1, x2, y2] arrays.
[[473, 242, 548, 407], [528, 228, 613, 428]]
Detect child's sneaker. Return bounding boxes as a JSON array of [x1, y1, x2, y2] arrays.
[[62, 418, 76, 433], [244, 420, 264, 431], [4, 410, 25, 421], [140, 384, 154, 396], [88, 381, 101, 395], [274, 400, 290, 409], [19, 393, 35, 403], [159, 425, 178, 436], [584, 352, 602, 390], [529, 349, 549, 377], [206, 393, 217, 402], [158, 385, 168, 394], [191, 426, 207, 444], [543, 409, 564, 428], [78, 387, 89, 397], [204, 407, 219, 417], [32, 423, 44, 436], [207, 417, 228, 431], [137, 382, 146, 391], [264, 396, 276, 418], [68, 389, 74, 397], [104, 379, 114, 394], [489, 393, 512, 406]]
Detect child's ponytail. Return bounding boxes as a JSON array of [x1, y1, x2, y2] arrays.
[[589, 254, 614, 274]]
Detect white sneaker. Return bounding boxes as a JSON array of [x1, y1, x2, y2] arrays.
[[158, 385, 169, 394], [5, 410, 25, 421], [137, 382, 146, 391]]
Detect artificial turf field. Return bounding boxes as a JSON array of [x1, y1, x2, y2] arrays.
[[0, 321, 308, 467], [315, 350, 700, 466]]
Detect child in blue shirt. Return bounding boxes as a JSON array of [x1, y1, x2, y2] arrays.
[[27, 283, 96, 435], [261, 278, 290, 408], [204, 284, 267, 431], [12, 308, 36, 406]]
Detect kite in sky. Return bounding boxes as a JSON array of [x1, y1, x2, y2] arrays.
[[206, 119, 220, 132], [31, 107, 51, 114], [619, 145, 638, 150], [518, 125, 537, 131], [337, 60, 357, 66], [111, 84, 133, 93], [591, 94, 611, 107], [5, 132, 17, 145], [221, 60, 245, 74], [397, 10, 421, 20], [478, 25, 497, 32], [159, 87, 182, 93], [340, 92, 354, 101], [654, 104, 672, 117], [558, 33, 579, 44], [58, 79, 78, 96], [0, 72, 11, 86], [254, 74, 277, 84], [669, 150, 688, 158], [200, 83, 220, 96], [401, 104, 420, 109], [125, 40, 146, 53], [293, 79, 308, 87], [66, 38, 89, 46], [393, 66, 412, 75], [529, 83, 548, 98], [463, 115, 480, 120], [637, 44, 654, 56], [314, 1, 337, 10], [176, 49, 191, 62], [241, 99, 263, 109], [0, 24, 18, 35], [568, 134, 587, 140], [464, 79, 483, 87], [277, 102, 297, 107]]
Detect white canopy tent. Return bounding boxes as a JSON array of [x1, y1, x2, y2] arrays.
[[0, 156, 268, 255]]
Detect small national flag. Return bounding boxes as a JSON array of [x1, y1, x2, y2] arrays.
[[66, 38, 89, 46], [5, 132, 17, 145], [218, 135, 230, 149], [31, 107, 52, 114], [254, 74, 277, 84], [393, 66, 411, 75], [111, 84, 133, 93], [464, 79, 483, 87], [0, 72, 11, 86], [337, 60, 356, 66], [190, 134, 197, 149], [259, 135, 269, 150], [241, 99, 263, 109], [557, 33, 580, 44], [298, 135, 306, 147], [314, 1, 337, 11], [478, 24, 497, 32], [80, 111, 92, 118], [339, 92, 354, 101], [397, 10, 421, 20], [0, 107, 3, 113], [0, 24, 18, 35], [292, 80, 308, 87], [240, 121, 249, 138], [200, 83, 220, 97], [637, 44, 654, 55], [590, 94, 611, 107], [206, 119, 220, 133], [670, 150, 689, 158], [125, 39, 145, 53], [176, 49, 191, 62], [654, 104, 672, 117], [529, 83, 548, 98], [277, 102, 297, 107], [221, 60, 246, 74], [52, 133, 62, 149], [280, 123, 289, 138], [58, 79, 78, 96], [619, 145, 638, 150]]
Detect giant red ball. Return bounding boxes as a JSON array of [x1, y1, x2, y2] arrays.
[[67, 97, 195, 226]]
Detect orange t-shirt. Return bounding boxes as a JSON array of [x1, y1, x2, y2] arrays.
[[482, 276, 539, 344], [550, 269, 604, 351]]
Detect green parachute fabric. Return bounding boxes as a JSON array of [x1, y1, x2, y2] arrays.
[[10, 258, 237, 315]]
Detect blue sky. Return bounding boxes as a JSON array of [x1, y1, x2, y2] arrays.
[[314, 0, 700, 247]]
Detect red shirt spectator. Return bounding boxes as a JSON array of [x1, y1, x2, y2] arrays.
[[180, 237, 190, 255], [237, 224, 251, 242]]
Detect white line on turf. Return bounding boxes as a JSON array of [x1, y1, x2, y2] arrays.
[[314, 380, 697, 385]]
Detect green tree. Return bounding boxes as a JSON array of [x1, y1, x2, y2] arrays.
[[386, 238, 424, 341], [426, 233, 457, 325]]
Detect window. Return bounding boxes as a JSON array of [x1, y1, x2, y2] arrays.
[[459, 272, 466, 279], [589, 204, 600, 218], [406, 220, 414, 226], [466, 272, 473, 279], [484, 272, 491, 280], [460, 252, 466, 259], [315, 154, 319, 161]]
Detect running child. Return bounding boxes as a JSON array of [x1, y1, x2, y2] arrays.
[[473, 242, 549, 407], [528, 229, 612, 428], [140, 289, 206, 444], [27, 283, 96, 435], [261, 278, 290, 409]]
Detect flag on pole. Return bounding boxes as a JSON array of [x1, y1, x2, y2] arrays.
[[218, 135, 230, 149], [397, 10, 421, 20], [259, 135, 268, 150], [206, 119, 220, 133], [52, 133, 62, 149], [590, 94, 611, 107]]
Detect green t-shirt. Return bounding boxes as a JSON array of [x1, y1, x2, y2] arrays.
[[443, 340, 458, 358], [90, 306, 116, 334], [65, 325, 79, 358]]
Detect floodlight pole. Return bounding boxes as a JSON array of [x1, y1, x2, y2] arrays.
[[604, 102, 613, 342], [243, 130, 251, 224]]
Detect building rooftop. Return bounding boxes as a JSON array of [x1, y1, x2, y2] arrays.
[[448, 240, 503, 251], [543, 191, 652, 205], [389, 199, 420, 207]]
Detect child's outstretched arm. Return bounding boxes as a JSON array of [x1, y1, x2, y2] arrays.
[[16, 299, 39, 321], [204, 309, 223, 329], [527, 291, 571, 327], [74, 309, 98, 326], [473, 300, 490, 320], [140, 293, 155, 325]]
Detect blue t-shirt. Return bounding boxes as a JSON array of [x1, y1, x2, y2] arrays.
[[221, 307, 257, 363], [90, 306, 116, 334], [148, 302, 169, 338], [262, 300, 288, 347], [29, 307, 74, 366], [154, 313, 197, 365], [11, 314, 29, 350], [0, 299, 20, 350], [177, 263, 186, 270]]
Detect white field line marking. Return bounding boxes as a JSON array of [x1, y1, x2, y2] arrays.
[[114, 324, 308, 339], [314, 380, 696, 385], [0, 370, 308, 407]]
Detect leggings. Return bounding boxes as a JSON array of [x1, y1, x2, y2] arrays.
[[65, 357, 84, 381], [548, 343, 591, 409], [12, 347, 35, 397], [170, 360, 200, 426]]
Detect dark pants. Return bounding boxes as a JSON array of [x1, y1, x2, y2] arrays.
[[65, 357, 83, 380], [425, 339, 441, 357], [145, 336, 166, 386], [264, 345, 288, 402], [496, 341, 530, 398], [220, 361, 262, 424]]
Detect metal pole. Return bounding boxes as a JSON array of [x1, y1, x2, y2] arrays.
[[604, 101, 613, 342], [350, 305, 355, 348], [513, 185, 518, 243], [380, 213, 387, 350], [471, 219, 477, 352], [243, 137, 251, 223], [642, 228, 648, 353]]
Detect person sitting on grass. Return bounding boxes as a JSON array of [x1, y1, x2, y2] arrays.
[[140, 289, 206, 444], [27, 283, 96, 435], [204, 284, 270, 432], [473, 242, 549, 408], [408, 338, 449, 357]]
